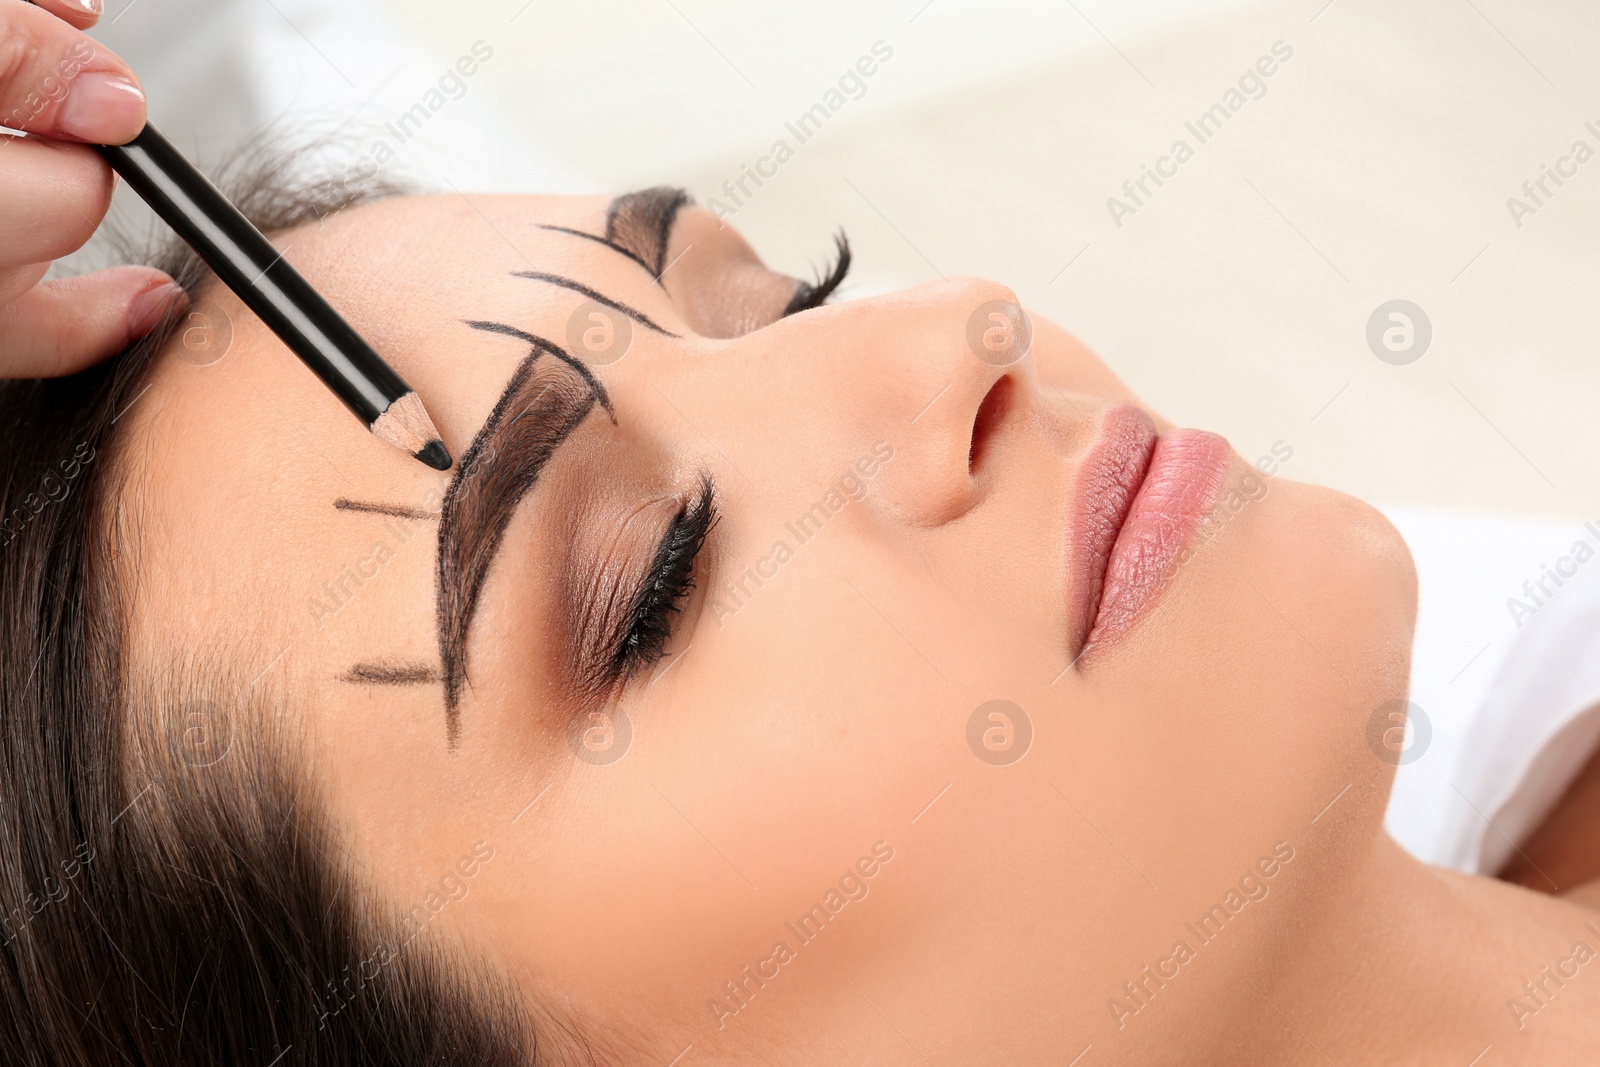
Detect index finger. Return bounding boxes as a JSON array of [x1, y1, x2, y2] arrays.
[[0, 0, 145, 144]]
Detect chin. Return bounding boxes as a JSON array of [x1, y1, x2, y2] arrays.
[[1263, 479, 1420, 795], [1284, 479, 1417, 663], [1095, 471, 1417, 704]]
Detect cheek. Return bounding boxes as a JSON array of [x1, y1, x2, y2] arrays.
[[467, 517, 975, 1024]]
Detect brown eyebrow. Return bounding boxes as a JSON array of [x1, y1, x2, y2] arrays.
[[435, 324, 611, 746], [537, 186, 691, 284]]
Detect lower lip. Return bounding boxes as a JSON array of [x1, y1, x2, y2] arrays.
[[1069, 408, 1232, 660]]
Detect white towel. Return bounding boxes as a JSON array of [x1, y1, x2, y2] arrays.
[[1381, 504, 1600, 874]]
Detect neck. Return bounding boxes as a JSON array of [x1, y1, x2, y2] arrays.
[[687, 832, 1600, 1065], [1230, 834, 1600, 1064]]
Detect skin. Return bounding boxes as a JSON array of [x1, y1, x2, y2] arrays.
[[116, 193, 1600, 1065]]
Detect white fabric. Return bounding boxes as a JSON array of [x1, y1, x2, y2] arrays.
[[1382, 505, 1600, 874]]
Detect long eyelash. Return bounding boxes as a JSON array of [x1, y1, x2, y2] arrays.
[[614, 477, 718, 676], [782, 230, 852, 317]]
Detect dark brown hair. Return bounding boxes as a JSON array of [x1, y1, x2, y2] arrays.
[[0, 141, 572, 1065]]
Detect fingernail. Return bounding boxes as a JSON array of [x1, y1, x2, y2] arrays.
[[66, 0, 105, 14], [58, 72, 145, 143], [128, 283, 185, 338]]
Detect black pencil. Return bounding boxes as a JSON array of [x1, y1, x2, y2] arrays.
[[95, 123, 452, 471]]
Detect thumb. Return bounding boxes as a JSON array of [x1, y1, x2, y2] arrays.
[[0, 266, 187, 377]]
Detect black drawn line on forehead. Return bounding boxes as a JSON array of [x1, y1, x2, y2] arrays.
[[334, 498, 441, 521], [510, 271, 680, 337], [342, 662, 440, 686], [536, 186, 692, 285], [461, 321, 616, 422]]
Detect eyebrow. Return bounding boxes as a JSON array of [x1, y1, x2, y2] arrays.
[[433, 323, 613, 745], [510, 271, 679, 337], [340, 195, 696, 724], [538, 186, 691, 283], [459, 321, 615, 419]]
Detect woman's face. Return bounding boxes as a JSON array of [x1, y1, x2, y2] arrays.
[[122, 191, 1416, 1059]]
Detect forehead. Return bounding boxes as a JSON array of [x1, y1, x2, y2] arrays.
[[113, 192, 625, 680]]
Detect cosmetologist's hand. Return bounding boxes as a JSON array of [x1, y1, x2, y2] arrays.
[[0, 0, 186, 377]]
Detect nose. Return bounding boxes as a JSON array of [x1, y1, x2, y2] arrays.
[[765, 277, 1037, 527]]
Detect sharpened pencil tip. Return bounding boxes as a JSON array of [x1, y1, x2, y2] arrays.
[[416, 439, 452, 471]]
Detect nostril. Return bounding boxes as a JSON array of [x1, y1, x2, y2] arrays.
[[968, 375, 1013, 475]]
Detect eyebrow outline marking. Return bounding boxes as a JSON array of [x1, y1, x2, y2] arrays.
[[608, 187, 690, 277], [435, 324, 612, 746], [510, 271, 680, 337], [334, 498, 441, 521], [536, 186, 692, 287], [460, 320, 615, 422], [536, 224, 653, 277], [342, 662, 441, 686]]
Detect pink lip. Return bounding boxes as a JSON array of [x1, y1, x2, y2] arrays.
[[1066, 406, 1231, 661]]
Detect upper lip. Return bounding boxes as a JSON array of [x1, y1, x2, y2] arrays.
[[1065, 405, 1158, 658]]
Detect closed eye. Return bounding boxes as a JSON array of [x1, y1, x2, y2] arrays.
[[606, 477, 717, 683], [783, 231, 852, 317]]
